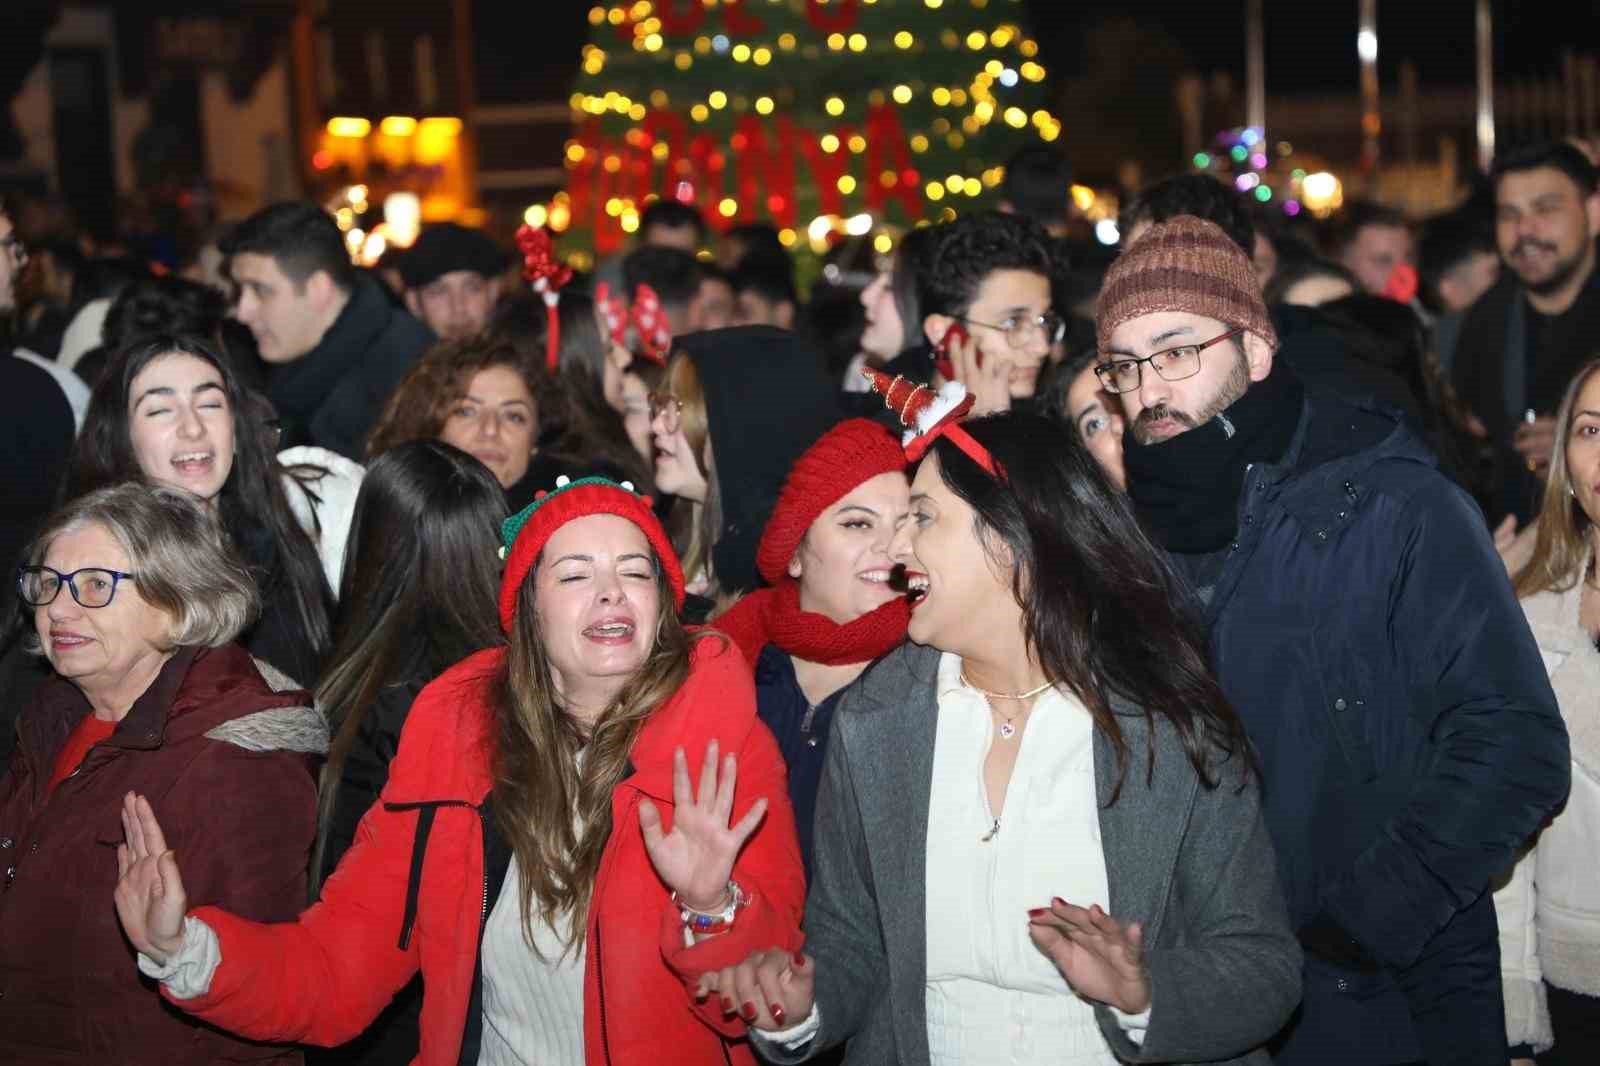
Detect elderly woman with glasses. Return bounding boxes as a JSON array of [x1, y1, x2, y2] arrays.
[[0, 484, 326, 1065]]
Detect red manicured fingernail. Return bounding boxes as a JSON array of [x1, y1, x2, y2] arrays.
[[1027, 907, 1049, 918], [721, 996, 735, 1015], [695, 989, 708, 1004], [770, 1003, 787, 1025], [740, 1002, 758, 1022], [792, 951, 807, 967]]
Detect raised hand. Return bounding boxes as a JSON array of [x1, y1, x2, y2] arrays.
[[1028, 899, 1151, 1015], [697, 948, 816, 1031], [950, 329, 1014, 417], [639, 740, 768, 911], [114, 791, 189, 964]]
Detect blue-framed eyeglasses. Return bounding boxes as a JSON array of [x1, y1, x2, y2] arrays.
[[16, 566, 138, 609]]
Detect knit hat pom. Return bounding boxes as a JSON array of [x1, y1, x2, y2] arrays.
[[756, 418, 906, 586]]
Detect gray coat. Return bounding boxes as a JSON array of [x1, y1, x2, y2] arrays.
[[762, 642, 1302, 1065]]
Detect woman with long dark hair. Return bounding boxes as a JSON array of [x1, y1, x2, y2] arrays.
[[305, 440, 506, 1066], [64, 333, 338, 684], [713, 393, 1301, 1065], [114, 477, 805, 1065]]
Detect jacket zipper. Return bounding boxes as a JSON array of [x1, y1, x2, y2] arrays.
[[593, 916, 614, 1066], [799, 703, 820, 747]]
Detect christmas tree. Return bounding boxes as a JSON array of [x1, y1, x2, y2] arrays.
[[546, 0, 1062, 264]]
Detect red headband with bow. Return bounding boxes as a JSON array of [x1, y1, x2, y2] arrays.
[[516, 224, 572, 372], [861, 367, 1004, 479], [594, 282, 672, 365]]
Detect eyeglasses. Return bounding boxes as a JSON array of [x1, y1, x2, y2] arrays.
[[17, 566, 138, 609], [648, 392, 683, 433], [1094, 327, 1244, 395], [961, 311, 1067, 350], [0, 232, 27, 269]]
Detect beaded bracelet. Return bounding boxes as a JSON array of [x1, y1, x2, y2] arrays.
[[673, 879, 747, 935]]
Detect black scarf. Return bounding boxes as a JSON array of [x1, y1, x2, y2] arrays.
[[1124, 362, 1304, 553]]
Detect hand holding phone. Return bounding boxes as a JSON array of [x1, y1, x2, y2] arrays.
[[934, 322, 973, 381]]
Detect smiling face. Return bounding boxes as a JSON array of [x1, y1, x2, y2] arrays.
[[859, 268, 903, 360], [437, 364, 538, 489], [926, 268, 1053, 398], [127, 353, 236, 503], [1105, 311, 1271, 445], [790, 472, 911, 624], [1566, 370, 1600, 532], [1066, 361, 1126, 490], [1496, 167, 1600, 297], [36, 523, 172, 698], [890, 452, 1023, 655], [533, 514, 662, 708], [407, 269, 500, 341]]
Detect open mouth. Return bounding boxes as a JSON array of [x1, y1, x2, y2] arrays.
[[582, 618, 636, 644], [171, 451, 215, 475], [889, 564, 929, 605]]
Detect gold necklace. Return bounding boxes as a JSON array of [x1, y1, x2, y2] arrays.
[[959, 671, 1052, 739]]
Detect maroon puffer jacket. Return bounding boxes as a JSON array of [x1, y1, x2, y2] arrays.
[[0, 643, 325, 1065]]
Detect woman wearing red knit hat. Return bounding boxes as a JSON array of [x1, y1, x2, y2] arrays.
[[112, 475, 806, 1065], [714, 418, 911, 877]]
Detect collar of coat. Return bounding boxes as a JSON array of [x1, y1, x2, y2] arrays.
[[379, 633, 760, 809]]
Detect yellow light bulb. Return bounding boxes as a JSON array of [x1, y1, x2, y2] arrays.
[[588, 6, 606, 25], [1004, 106, 1027, 128], [848, 33, 867, 52], [847, 135, 867, 154], [910, 134, 930, 153], [837, 175, 857, 194], [719, 197, 739, 218], [825, 97, 845, 117], [690, 103, 709, 122], [874, 233, 894, 254], [778, 228, 797, 246], [894, 30, 914, 49], [925, 182, 945, 201], [893, 84, 912, 104], [756, 96, 774, 114], [963, 178, 981, 197], [675, 52, 693, 70], [778, 33, 797, 51], [732, 44, 751, 62], [966, 31, 986, 50], [708, 90, 728, 110], [565, 144, 587, 164], [820, 133, 841, 153], [827, 33, 845, 51], [753, 47, 772, 65]]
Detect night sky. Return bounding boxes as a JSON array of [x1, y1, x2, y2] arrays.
[[478, 1, 1597, 105]]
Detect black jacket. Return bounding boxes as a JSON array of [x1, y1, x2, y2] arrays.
[[267, 275, 433, 459], [678, 327, 840, 594], [311, 678, 428, 1066], [1452, 265, 1600, 522], [1174, 388, 1570, 1065]]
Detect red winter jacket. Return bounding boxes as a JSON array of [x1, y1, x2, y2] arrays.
[[0, 644, 323, 1065], [169, 635, 806, 1066]]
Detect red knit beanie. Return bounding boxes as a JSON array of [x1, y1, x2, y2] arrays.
[[499, 476, 685, 633], [755, 418, 906, 586]]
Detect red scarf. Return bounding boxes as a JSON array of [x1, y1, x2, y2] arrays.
[[714, 579, 910, 669]]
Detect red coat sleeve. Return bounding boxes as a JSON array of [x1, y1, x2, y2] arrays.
[[657, 643, 806, 1035], [165, 679, 483, 1048]]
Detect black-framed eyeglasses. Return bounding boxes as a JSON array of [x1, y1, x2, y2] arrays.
[[16, 566, 138, 609], [961, 311, 1067, 350], [1094, 326, 1245, 395], [648, 392, 683, 433]]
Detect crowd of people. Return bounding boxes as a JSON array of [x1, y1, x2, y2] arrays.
[[0, 133, 1596, 1066]]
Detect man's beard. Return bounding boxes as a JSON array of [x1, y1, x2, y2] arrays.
[[1131, 349, 1252, 445], [1507, 236, 1593, 296]]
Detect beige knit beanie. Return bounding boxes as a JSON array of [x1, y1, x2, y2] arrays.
[[1095, 215, 1278, 353]]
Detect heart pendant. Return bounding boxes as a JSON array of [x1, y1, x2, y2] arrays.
[[999, 721, 1016, 740]]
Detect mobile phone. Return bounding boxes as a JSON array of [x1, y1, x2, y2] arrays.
[[933, 322, 975, 381]]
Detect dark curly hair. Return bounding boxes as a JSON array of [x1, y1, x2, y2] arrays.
[[916, 211, 1053, 320], [365, 336, 548, 459]]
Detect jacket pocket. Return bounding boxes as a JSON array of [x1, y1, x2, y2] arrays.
[[1311, 642, 1378, 783]]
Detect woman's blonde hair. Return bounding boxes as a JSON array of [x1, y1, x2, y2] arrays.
[[660, 351, 720, 587], [1513, 357, 1600, 599], [22, 483, 258, 652], [490, 552, 701, 956]]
